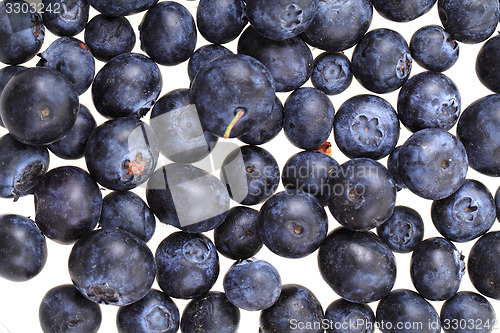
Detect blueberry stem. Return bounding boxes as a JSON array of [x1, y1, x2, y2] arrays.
[[224, 109, 245, 138]]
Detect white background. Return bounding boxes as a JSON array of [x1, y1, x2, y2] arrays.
[[0, 1, 499, 332]]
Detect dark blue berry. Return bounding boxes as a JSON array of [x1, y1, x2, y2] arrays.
[[311, 52, 353, 95], [41, 0, 89, 36], [410, 25, 459, 72], [377, 206, 424, 253], [196, 0, 247, 44]]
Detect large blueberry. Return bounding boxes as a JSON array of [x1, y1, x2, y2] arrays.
[[468, 231, 500, 299]]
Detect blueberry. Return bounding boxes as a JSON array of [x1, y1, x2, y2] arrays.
[[190, 54, 276, 138], [181, 292, 240, 333], [116, 289, 180, 333], [370, 0, 436, 22], [398, 128, 468, 200], [476, 33, 500, 93], [0, 67, 79, 145], [238, 26, 313, 92], [301, 0, 372, 53], [377, 206, 424, 253], [0, 133, 49, 200], [85, 117, 159, 191], [99, 191, 155, 243], [220, 145, 280, 205], [398, 71, 461, 132], [386, 146, 406, 191], [334, 94, 399, 160], [187, 44, 233, 82], [214, 206, 263, 260], [146, 163, 230, 233], [283, 87, 335, 150], [456, 94, 500, 176], [39, 284, 102, 333], [438, 0, 499, 44], [324, 299, 375, 333], [410, 237, 465, 301], [0, 214, 47, 282], [68, 228, 156, 306], [468, 231, 500, 299], [196, 0, 247, 44], [259, 284, 324, 333], [328, 158, 397, 231], [376, 289, 441, 333], [496, 186, 500, 221], [431, 179, 496, 242], [84, 15, 135, 62], [86, 0, 158, 16], [311, 52, 353, 95], [92, 53, 162, 119], [155, 231, 219, 299], [318, 227, 396, 304], [34, 166, 102, 244], [440, 291, 497, 333], [410, 25, 459, 72], [139, 1, 196, 66], [351, 28, 412, 94], [245, 0, 319, 41], [223, 258, 281, 311], [259, 190, 328, 258], [149, 88, 218, 164], [41, 0, 89, 36]]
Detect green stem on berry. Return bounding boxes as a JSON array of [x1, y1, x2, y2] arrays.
[[224, 109, 245, 139]]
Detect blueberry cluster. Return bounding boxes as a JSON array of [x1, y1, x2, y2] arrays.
[[0, 0, 499, 332]]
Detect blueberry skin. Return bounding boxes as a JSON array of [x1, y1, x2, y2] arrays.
[[37, 37, 95, 95], [0, 67, 79, 145], [328, 158, 397, 231], [34, 166, 102, 244], [260, 284, 324, 333], [431, 179, 496, 243], [440, 291, 496, 333], [311, 52, 353, 95], [376, 289, 441, 333], [48, 104, 96, 160], [86, 0, 158, 16], [140, 1, 196, 66], [410, 25, 459, 72], [223, 258, 281, 311], [39, 285, 102, 333], [457, 94, 500, 176], [282, 150, 340, 205], [410, 237, 465, 301], [68, 229, 156, 306], [476, 33, 500, 93], [398, 71, 461, 133], [116, 289, 179, 333], [214, 206, 263, 260], [318, 227, 397, 304], [334, 94, 399, 160], [92, 53, 162, 119], [438, 0, 499, 44], [196, 0, 247, 44], [187, 44, 233, 81], [181, 292, 240, 333], [259, 190, 328, 258], [0, 65, 26, 127], [377, 206, 424, 254], [238, 26, 313, 92], [41, 0, 89, 36], [283, 87, 335, 150], [149, 88, 218, 164], [190, 54, 276, 138], [85, 118, 159, 191], [468, 231, 500, 299], [324, 299, 375, 333], [301, 0, 372, 53], [146, 163, 230, 233], [0, 134, 49, 200], [245, 0, 319, 41], [351, 28, 412, 94], [238, 96, 284, 145], [220, 145, 280, 205], [155, 231, 219, 299], [496, 186, 500, 221], [0, 214, 47, 282], [398, 128, 468, 200], [99, 191, 155, 243], [370, 0, 436, 22], [84, 15, 135, 63], [386, 146, 406, 191], [0, 0, 44, 65]]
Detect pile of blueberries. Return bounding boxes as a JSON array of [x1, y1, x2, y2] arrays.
[[0, 0, 500, 331]]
